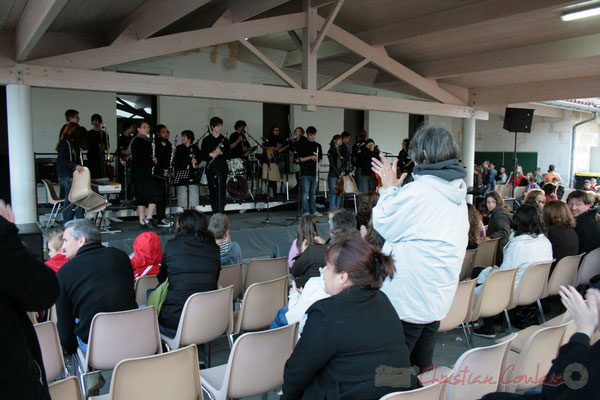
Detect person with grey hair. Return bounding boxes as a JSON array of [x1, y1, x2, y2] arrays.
[[56, 219, 137, 357], [208, 213, 242, 266], [371, 123, 469, 373]]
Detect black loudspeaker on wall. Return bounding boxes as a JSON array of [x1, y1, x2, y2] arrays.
[[503, 108, 534, 133]]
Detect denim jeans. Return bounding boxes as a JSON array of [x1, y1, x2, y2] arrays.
[[270, 306, 289, 329], [357, 175, 373, 198], [328, 176, 342, 210], [301, 175, 317, 214], [58, 177, 84, 223]]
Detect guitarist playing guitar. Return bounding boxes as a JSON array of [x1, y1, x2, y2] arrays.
[[263, 125, 290, 162]]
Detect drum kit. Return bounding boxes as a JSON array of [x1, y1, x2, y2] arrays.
[[224, 146, 266, 202]]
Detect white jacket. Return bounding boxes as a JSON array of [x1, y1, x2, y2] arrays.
[[475, 233, 553, 295], [285, 276, 330, 334], [374, 174, 468, 324]]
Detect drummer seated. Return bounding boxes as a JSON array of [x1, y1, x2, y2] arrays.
[[209, 213, 242, 266]]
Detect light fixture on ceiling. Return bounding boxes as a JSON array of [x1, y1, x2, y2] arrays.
[[561, 5, 600, 21]]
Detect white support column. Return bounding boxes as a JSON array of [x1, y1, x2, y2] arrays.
[[462, 116, 476, 204], [6, 84, 37, 224]]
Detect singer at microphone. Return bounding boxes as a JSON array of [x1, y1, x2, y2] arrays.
[[229, 120, 251, 160], [201, 116, 230, 213], [297, 126, 322, 216]]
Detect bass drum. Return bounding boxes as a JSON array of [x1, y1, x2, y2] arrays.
[[226, 176, 248, 202]]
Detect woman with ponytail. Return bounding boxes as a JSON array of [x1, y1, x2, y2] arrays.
[[282, 237, 419, 399]]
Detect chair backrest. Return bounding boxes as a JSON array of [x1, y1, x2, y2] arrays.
[[34, 321, 66, 382], [109, 345, 203, 400], [224, 324, 296, 399], [48, 376, 83, 400], [444, 334, 516, 400], [513, 186, 527, 199], [439, 280, 476, 332], [471, 268, 517, 321], [42, 179, 62, 203], [235, 276, 288, 334], [502, 324, 568, 393], [576, 248, 600, 286], [134, 275, 159, 307], [473, 238, 499, 268], [509, 261, 552, 309], [68, 166, 92, 202], [499, 185, 514, 198], [176, 286, 234, 346], [379, 380, 446, 400], [218, 263, 243, 300], [86, 306, 162, 371], [546, 253, 584, 297], [245, 257, 289, 291], [459, 249, 477, 281]]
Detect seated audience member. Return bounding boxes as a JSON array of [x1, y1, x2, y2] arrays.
[[129, 231, 162, 280], [496, 166, 508, 184], [467, 203, 485, 250], [282, 238, 420, 399], [356, 191, 379, 230], [362, 217, 385, 250], [288, 215, 324, 269], [543, 164, 562, 183], [483, 191, 512, 265], [524, 172, 540, 193], [567, 190, 600, 254], [45, 228, 69, 273], [542, 182, 559, 203], [472, 204, 552, 338], [543, 201, 578, 272], [157, 210, 220, 362], [208, 213, 242, 266], [507, 165, 526, 186], [523, 188, 546, 210], [552, 177, 565, 200], [292, 210, 358, 288], [56, 219, 137, 353], [583, 179, 596, 192], [0, 201, 59, 400], [483, 286, 600, 399], [591, 177, 598, 192]]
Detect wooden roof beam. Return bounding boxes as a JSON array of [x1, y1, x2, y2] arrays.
[[311, 0, 343, 55], [240, 39, 300, 88], [319, 58, 369, 91], [228, 0, 291, 22], [15, 0, 68, 62]]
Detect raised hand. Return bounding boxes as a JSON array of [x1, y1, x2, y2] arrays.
[[560, 285, 599, 338], [371, 156, 407, 188]]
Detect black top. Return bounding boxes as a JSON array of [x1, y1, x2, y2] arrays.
[[574, 209, 600, 254], [0, 217, 59, 400], [156, 235, 221, 330], [229, 131, 250, 159], [201, 134, 230, 174], [282, 288, 420, 399], [486, 206, 512, 265], [397, 149, 414, 174], [351, 139, 366, 168], [290, 135, 308, 162], [154, 137, 172, 176], [117, 133, 133, 152], [56, 139, 81, 178], [358, 148, 380, 176], [546, 225, 579, 270], [86, 129, 109, 178], [297, 139, 323, 176], [56, 243, 137, 353], [327, 144, 343, 178], [173, 143, 201, 172], [291, 244, 327, 288], [130, 135, 154, 183], [264, 133, 287, 148]]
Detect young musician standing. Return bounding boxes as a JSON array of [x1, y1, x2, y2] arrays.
[[173, 130, 201, 209], [229, 120, 250, 160], [117, 121, 135, 200], [86, 114, 109, 179], [297, 126, 322, 216], [328, 134, 344, 211], [154, 125, 172, 228], [263, 125, 289, 198], [130, 121, 160, 228], [201, 117, 230, 213]]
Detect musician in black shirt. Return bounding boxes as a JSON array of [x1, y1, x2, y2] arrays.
[[153, 124, 172, 227], [130, 121, 160, 228], [173, 130, 201, 209], [86, 114, 109, 179], [117, 121, 135, 199], [201, 117, 230, 213], [357, 139, 380, 195], [263, 125, 289, 197], [297, 126, 323, 216], [229, 120, 251, 160], [351, 129, 367, 175]]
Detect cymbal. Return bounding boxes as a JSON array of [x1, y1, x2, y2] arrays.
[[246, 146, 258, 154]]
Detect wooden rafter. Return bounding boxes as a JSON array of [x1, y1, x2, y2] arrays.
[[311, 0, 343, 55], [288, 30, 302, 51], [228, 0, 291, 22], [319, 58, 369, 91], [15, 0, 68, 62], [240, 39, 300, 89]]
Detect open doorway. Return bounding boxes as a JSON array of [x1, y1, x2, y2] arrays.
[[344, 109, 365, 143]]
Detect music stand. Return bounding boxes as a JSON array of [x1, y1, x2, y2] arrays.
[[172, 168, 201, 209]]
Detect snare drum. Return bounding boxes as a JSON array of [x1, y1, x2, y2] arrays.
[[227, 158, 245, 176]]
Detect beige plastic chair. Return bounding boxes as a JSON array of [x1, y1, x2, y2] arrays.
[[576, 248, 600, 286], [90, 345, 203, 400], [201, 324, 297, 400], [262, 163, 289, 200], [69, 167, 108, 212], [34, 321, 68, 382], [49, 376, 83, 400], [505, 261, 553, 328], [439, 280, 476, 348], [419, 334, 516, 400], [499, 323, 568, 393], [495, 311, 575, 353], [513, 186, 527, 199], [230, 276, 288, 346], [499, 184, 514, 198], [545, 254, 585, 298], [76, 307, 162, 394], [218, 263, 243, 301], [161, 286, 233, 366], [459, 249, 477, 281], [133, 275, 159, 307], [42, 179, 63, 228], [245, 257, 289, 291], [469, 268, 517, 328], [379, 380, 446, 400], [342, 175, 360, 213], [472, 238, 499, 268]]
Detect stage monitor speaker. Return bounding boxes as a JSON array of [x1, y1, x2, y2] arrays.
[[503, 108, 534, 133]]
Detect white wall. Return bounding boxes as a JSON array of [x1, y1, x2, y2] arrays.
[[365, 111, 409, 158], [290, 105, 344, 151], [572, 112, 600, 174]]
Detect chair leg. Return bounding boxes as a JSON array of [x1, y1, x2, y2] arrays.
[[207, 341, 211, 368], [461, 323, 472, 348], [504, 309, 514, 333], [227, 334, 234, 348], [537, 299, 546, 323], [353, 194, 357, 213], [202, 386, 216, 400]]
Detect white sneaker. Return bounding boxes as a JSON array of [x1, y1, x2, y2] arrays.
[[313, 212, 323, 217]]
